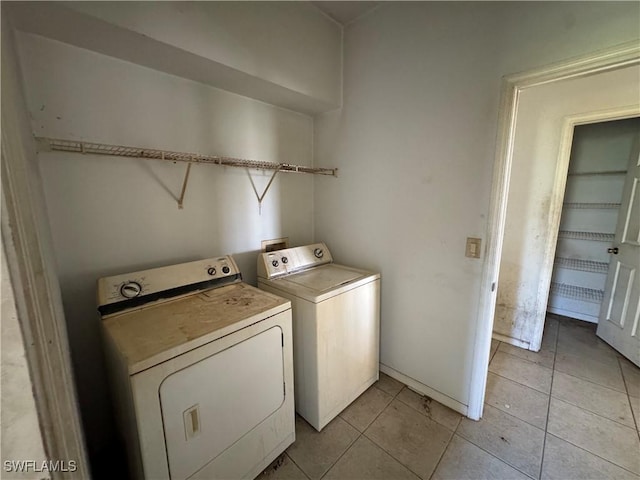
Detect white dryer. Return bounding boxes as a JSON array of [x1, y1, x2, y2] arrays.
[[257, 243, 380, 431], [98, 256, 294, 480]]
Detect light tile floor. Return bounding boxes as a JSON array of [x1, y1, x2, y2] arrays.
[[260, 316, 640, 480]]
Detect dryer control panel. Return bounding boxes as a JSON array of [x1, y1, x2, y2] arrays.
[[257, 243, 333, 279], [98, 256, 240, 309]]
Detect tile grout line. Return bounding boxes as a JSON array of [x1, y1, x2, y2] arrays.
[[491, 350, 629, 400], [489, 340, 500, 363], [539, 320, 560, 480], [497, 342, 555, 365], [452, 403, 521, 475], [361, 427, 436, 480], [548, 393, 638, 431], [427, 432, 456, 480], [488, 368, 551, 396], [544, 431, 640, 478], [454, 427, 538, 480], [362, 388, 430, 480], [317, 431, 362, 480], [548, 323, 640, 477], [320, 381, 404, 480], [553, 365, 628, 394], [555, 345, 621, 368], [283, 452, 312, 480], [359, 382, 453, 480], [554, 329, 626, 369], [481, 398, 547, 432], [550, 326, 638, 430], [460, 340, 539, 480], [617, 356, 640, 443], [492, 349, 554, 372], [359, 386, 427, 479], [393, 388, 463, 432]]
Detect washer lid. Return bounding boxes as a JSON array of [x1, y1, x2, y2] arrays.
[[285, 264, 364, 293], [262, 264, 380, 303]]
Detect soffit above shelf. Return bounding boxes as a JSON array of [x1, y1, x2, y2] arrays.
[[7, 2, 341, 115]]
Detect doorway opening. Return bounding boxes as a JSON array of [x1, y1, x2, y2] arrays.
[[468, 43, 640, 420], [547, 118, 639, 331]]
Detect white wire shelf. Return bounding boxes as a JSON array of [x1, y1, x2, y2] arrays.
[[562, 203, 621, 209], [567, 170, 627, 177], [36, 137, 338, 176], [550, 282, 604, 304], [557, 231, 615, 242], [554, 257, 609, 274]]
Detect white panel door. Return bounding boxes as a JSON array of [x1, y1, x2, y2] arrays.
[[159, 326, 285, 480], [597, 132, 640, 366]]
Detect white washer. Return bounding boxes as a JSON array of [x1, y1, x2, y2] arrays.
[[257, 243, 380, 431], [98, 256, 294, 480]]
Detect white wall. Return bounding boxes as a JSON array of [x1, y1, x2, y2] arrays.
[[314, 1, 640, 407], [15, 31, 315, 458]]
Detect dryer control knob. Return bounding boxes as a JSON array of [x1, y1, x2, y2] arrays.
[[281, 256, 288, 264], [207, 267, 216, 276], [314, 248, 324, 258], [222, 266, 230, 274], [272, 260, 279, 267], [120, 281, 142, 299]]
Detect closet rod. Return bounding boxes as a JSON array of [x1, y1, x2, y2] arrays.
[[35, 137, 338, 177]]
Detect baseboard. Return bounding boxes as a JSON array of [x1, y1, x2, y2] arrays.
[[546, 307, 598, 323], [491, 332, 530, 349], [379, 363, 468, 417]]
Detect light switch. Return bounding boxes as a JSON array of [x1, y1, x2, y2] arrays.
[[466, 237, 482, 259]]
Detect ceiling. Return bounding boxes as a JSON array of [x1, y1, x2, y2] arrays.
[[311, 1, 379, 26]]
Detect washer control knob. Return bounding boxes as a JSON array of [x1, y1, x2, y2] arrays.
[[314, 248, 324, 258], [272, 260, 279, 267], [207, 267, 216, 276], [281, 256, 288, 264], [222, 266, 230, 274], [120, 281, 142, 299]]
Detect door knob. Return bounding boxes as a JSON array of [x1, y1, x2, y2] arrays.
[[607, 247, 619, 254]]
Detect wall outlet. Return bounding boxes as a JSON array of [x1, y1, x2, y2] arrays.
[[466, 237, 482, 258]]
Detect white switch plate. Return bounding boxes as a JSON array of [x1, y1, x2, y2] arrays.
[[466, 237, 482, 259]]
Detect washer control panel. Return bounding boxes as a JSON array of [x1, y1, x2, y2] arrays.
[[98, 255, 240, 307], [257, 242, 333, 279]]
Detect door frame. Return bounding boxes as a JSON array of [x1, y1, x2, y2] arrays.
[[467, 41, 640, 420], [1, 16, 90, 476]]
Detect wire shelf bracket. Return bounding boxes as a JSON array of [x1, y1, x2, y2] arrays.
[[246, 168, 280, 215], [36, 137, 338, 209]]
